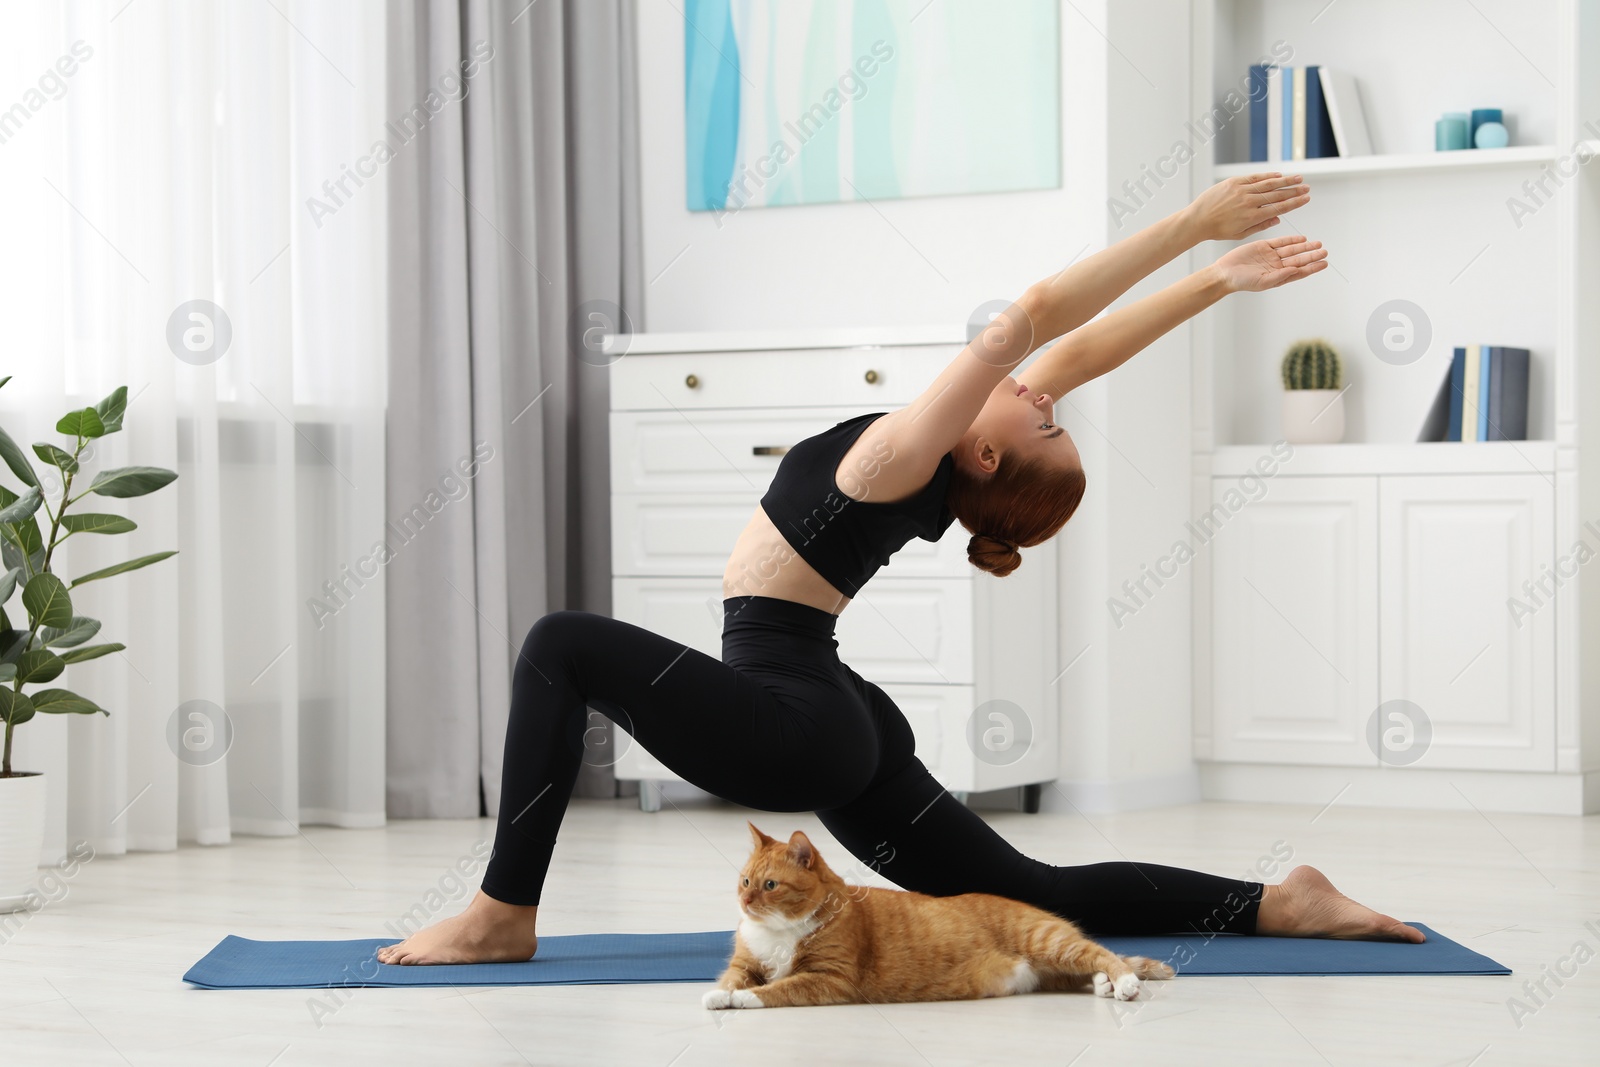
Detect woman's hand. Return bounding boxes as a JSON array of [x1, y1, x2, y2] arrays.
[[1211, 235, 1328, 292], [1184, 173, 1311, 243]]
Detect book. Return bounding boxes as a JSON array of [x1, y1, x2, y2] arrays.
[[1249, 64, 1271, 162], [1447, 347, 1466, 441], [1269, 66, 1285, 161], [1477, 346, 1493, 442], [1291, 66, 1307, 160], [1487, 347, 1531, 441], [1462, 344, 1482, 442], [1304, 65, 1339, 158], [1318, 68, 1373, 155]]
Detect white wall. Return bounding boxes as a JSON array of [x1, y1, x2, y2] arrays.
[[633, 0, 1202, 812]]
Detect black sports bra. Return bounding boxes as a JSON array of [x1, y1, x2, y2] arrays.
[[758, 412, 956, 599]]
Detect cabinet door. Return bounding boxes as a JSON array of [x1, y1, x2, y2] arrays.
[[1378, 475, 1554, 770], [1212, 476, 1378, 765]]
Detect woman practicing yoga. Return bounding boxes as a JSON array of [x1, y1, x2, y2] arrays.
[[380, 173, 1425, 965]]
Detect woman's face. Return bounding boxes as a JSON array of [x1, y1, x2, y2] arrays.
[[956, 376, 1082, 475]]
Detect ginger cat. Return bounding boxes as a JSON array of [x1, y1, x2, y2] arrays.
[[702, 823, 1175, 1010]]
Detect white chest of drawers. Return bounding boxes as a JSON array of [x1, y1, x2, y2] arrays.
[[606, 329, 1060, 811]]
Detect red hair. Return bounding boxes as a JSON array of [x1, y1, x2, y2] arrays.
[[945, 457, 1087, 577]]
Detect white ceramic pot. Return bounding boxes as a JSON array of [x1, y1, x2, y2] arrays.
[[1282, 389, 1346, 445], [0, 772, 47, 913]]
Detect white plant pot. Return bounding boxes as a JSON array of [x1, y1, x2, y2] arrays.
[[1282, 389, 1346, 445], [0, 772, 47, 913]]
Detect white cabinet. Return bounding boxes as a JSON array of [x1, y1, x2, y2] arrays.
[[1209, 470, 1555, 771], [1211, 477, 1378, 765], [1379, 475, 1555, 771], [608, 332, 1059, 808]]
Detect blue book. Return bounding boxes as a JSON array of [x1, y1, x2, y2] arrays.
[[1304, 66, 1339, 157], [1249, 64, 1271, 162], [1447, 347, 1466, 442], [1280, 66, 1295, 160], [1487, 347, 1531, 440], [1476, 347, 1493, 442]]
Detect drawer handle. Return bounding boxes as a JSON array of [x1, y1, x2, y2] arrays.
[[864, 369, 880, 384], [684, 374, 700, 389], [752, 445, 791, 456]]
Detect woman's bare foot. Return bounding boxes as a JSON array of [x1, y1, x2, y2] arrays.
[[1257, 865, 1426, 943], [376, 891, 540, 965]]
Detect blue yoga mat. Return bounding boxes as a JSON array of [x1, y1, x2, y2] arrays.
[[182, 924, 1507, 989]]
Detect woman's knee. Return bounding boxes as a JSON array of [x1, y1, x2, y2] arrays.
[[518, 610, 602, 679]]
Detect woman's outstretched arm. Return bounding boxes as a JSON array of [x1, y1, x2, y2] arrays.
[[1020, 234, 1330, 400], [1018, 171, 1309, 344], [869, 174, 1310, 490]]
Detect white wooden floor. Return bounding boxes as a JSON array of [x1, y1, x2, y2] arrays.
[[1, 795, 1595, 1066]]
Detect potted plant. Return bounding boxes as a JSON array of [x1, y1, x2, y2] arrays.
[[0, 377, 176, 912], [1281, 338, 1346, 445]]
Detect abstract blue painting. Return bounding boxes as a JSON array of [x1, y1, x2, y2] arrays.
[[684, 0, 1062, 214]]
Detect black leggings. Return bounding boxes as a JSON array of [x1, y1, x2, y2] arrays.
[[480, 595, 1263, 937]]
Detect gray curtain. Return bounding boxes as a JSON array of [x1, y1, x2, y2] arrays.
[[385, 0, 642, 817]]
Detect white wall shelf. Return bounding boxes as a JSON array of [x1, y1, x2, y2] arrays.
[[1211, 144, 1562, 180]]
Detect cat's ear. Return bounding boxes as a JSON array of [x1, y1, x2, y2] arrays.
[[787, 831, 815, 870], [747, 821, 775, 849]]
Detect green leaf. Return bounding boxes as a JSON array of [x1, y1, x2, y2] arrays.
[[0, 688, 35, 727], [0, 663, 13, 682], [32, 442, 78, 473], [15, 648, 65, 685], [0, 532, 44, 577], [0, 376, 10, 390], [59, 513, 136, 536], [29, 688, 105, 716], [0, 486, 41, 525], [88, 466, 177, 499], [40, 616, 100, 648], [21, 572, 73, 628], [0, 423, 38, 488], [0, 566, 18, 604], [69, 551, 176, 588], [57, 642, 123, 664], [94, 386, 128, 434], [0, 629, 26, 664], [0, 487, 45, 573], [56, 407, 106, 439]]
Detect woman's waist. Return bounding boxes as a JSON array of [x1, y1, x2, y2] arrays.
[[723, 507, 855, 614]]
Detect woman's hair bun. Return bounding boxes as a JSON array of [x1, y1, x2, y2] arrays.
[[968, 534, 1023, 577]]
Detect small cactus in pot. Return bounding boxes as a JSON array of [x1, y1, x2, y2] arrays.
[[1279, 338, 1346, 444], [1281, 338, 1344, 391]]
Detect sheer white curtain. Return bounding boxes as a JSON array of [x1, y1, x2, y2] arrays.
[[0, 1, 388, 862]]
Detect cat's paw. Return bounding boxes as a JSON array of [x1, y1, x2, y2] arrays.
[[1092, 972, 1144, 1000], [703, 986, 765, 1010], [729, 989, 764, 1009]]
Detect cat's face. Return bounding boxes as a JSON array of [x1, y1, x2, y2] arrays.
[[739, 823, 827, 923]]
